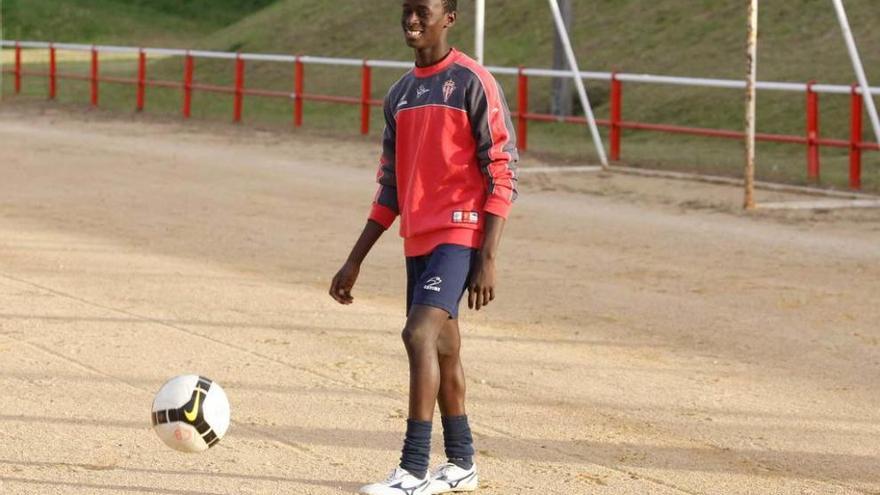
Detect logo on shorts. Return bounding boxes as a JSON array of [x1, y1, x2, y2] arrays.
[[423, 276, 442, 292], [442, 79, 456, 102]]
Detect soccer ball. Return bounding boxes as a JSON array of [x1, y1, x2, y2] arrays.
[[151, 375, 231, 453]]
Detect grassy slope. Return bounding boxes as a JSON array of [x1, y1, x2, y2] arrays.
[[0, 0, 275, 45], [3, 0, 879, 189], [200, 2, 880, 102]]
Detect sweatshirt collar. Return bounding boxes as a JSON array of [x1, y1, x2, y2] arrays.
[[413, 48, 460, 78]]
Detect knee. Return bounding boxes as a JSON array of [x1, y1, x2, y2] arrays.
[[401, 324, 437, 352], [437, 338, 460, 358]]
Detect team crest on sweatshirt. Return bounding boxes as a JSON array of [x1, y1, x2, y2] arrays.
[[442, 79, 457, 103]]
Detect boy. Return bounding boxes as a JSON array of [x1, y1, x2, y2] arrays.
[[330, 1, 517, 493]]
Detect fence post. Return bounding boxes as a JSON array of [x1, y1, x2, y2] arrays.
[[806, 81, 820, 181], [183, 52, 194, 119], [610, 72, 622, 161], [49, 43, 57, 100], [361, 60, 372, 135], [90, 46, 99, 107], [233, 54, 245, 122], [517, 66, 528, 151], [849, 84, 863, 190], [14, 41, 22, 94], [294, 56, 304, 127], [137, 48, 146, 111]]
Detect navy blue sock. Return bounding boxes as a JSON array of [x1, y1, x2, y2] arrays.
[[399, 419, 432, 479], [441, 415, 474, 469]]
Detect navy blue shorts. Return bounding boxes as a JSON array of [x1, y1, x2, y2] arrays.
[[406, 244, 477, 319]]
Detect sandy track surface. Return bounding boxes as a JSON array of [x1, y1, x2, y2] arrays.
[[0, 106, 878, 494]]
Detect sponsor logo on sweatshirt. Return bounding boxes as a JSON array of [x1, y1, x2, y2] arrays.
[[452, 211, 479, 224]]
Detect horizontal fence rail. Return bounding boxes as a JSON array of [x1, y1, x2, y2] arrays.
[[2, 40, 879, 189]]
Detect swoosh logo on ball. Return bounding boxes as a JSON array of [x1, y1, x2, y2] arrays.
[[184, 391, 201, 422]]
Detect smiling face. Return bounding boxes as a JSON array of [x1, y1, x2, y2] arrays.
[[401, 0, 455, 50]]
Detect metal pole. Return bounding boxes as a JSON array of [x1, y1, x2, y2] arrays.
[[136, 48, 146, 111], [183, 52, 194, 119], [806, 82, 820, 181], [49, 43, 56, 99], [831, 0, 880, 145], [233, 54, 244, 122], [294, 56, 304, 127], [360, 61, 371, 135], [744, 0, 758, 210], [546, 0, 608, 167], [14, 40, 20, 94], [475, 0, 485, 65], [551, 0, 573, 116], [517, 66, 528, 151], [90, 46, 99, 106], [610, 73, 622, 161], [849, 84, 863, 189]]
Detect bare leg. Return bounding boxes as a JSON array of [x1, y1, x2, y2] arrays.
[[436, 318, 466, 417], [401, 305, 450, 421]]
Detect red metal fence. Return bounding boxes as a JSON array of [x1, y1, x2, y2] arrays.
[[4, 40, 879, 189]]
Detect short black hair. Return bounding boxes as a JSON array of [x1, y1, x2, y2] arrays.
[[443, 0, 457, 13]]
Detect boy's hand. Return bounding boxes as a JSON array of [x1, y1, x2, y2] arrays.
[[330, 261, 360, 305], [468, 255, 496, 310]]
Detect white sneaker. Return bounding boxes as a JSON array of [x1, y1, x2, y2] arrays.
[[359, 467, 431, 495], [427, 463, 479, 493]]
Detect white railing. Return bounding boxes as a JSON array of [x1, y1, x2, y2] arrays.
[[2, 39, 877, 189], [2, 40, 878, 95]]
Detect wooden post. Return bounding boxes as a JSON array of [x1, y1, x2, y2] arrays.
[[743, 0, 758, 210]]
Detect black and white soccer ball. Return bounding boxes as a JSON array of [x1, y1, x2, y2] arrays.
[[151, 375, 231, 453]]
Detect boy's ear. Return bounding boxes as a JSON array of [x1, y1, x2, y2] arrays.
[[445, 11, 457, 28]]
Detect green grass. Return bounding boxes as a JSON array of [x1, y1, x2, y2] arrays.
[[2, 0, 879, 191], [0, 0, 275, 45]]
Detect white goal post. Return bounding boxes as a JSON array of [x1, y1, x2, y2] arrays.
[[474, 0, 485, 65], [831, 0, 880, 145], [475, 0, 877, 209], [744, 0, 880, 210], [474, 0, 608, 167]]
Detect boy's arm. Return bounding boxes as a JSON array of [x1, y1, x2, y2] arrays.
[[467, 74, 519, 310], [468, 213, 504, 310], [368, 94, 401, 230], [330, 220, 386, 304], [467, 73, 519, 219], [330, 94, 399, 305]]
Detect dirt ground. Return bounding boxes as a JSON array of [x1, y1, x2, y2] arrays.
[[0, 104, 878, 495]]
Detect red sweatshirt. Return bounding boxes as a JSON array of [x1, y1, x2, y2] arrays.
[[368, 48, 518, 257]]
